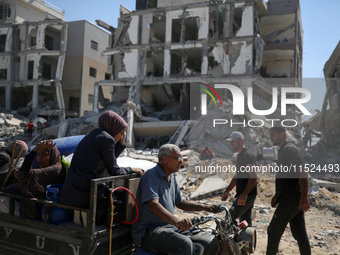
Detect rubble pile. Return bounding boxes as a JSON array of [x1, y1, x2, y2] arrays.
[[0, 113, 30, 148]]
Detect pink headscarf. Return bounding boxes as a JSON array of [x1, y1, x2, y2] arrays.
[[98, 111, 128, 138]]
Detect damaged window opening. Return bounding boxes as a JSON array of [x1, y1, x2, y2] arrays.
[[27, 61, 34, 80], [45, 35, 53, 50], [171, 50, 183, 75], [149, 15, 165, 43], [208, 55, 218, 68], [0, 88, 4, 108], [44, 26, 62, 51], [0, 34, 6, 52], [146, 50, 164, 77], [141, 84, 190, 120], [41, 56, 57, 80], [39, 86, 57, 104], [172, 19, 182, 43], [0, 69, 7, 80], [29, 28, 37, 48], [31, 36, 37, 47], [186, 48, 202, 74], [171, 49, 202, 76], [0, 1, 11, 20], [232, 7, 242, 35], [184, 17, 199, 41], [105, 73, 111, 80], [209, 8, 227, 40], [42, 63, 52, 80], [171, 16, 200, 43], [11, 87, 32, 109], [69, 96, 80, 111], [119, 54, 126, 72]]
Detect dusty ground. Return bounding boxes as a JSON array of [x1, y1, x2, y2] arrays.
[[178, 178, 340, 255]]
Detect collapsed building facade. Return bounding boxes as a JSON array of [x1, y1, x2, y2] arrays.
[[0, 0, 67, 122], [0, 0, 112, 135], [94, 0, 303, 147], [319, 40, 340, 147]]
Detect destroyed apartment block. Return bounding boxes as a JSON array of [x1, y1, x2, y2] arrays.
[[94, 0, 304, 147], [318, 40, 340, 148], [1, 0, 113, 140], [0, 0, 68, 137]]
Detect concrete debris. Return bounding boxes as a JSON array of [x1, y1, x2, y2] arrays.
[[175, 173, 187, 189], [190, 175, 228, 200], [187, 175, 201, 187], [311, 179, 340, 189], [309, 186, 319, 196]]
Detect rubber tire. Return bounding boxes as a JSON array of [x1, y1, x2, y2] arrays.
[[219, 238, 241, 255]]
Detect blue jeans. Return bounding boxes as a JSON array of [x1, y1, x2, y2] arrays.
[[141, 225, 218, 255]]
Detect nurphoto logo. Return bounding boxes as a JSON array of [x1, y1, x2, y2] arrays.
[[198, 82, 223, 115], [199, 83, 312, 128]]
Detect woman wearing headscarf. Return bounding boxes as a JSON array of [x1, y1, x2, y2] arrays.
[[60, 110, 144, 224], [3, 140, 63, 220]]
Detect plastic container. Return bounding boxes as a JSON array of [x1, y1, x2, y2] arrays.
[[31, 135, 84, 168], [42, 184, 73, 224]]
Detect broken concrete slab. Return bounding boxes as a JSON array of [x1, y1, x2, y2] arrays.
[[309, 186, 319, 196], [175, 173, 187, 189], [0, 114, 22, 126], [190, 175, 228, 200], [117, 156, 156, 171], [126, 151, 158, 162], [42, 125, 59, 138], [187, 174, 200, 186], [311, 178, 340, 189]]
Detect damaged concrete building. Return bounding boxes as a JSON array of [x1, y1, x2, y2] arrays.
[[94, 0, 303, 146], [0, 0, 67, 121], [319, 40, 340, 147], [0, 0, 112, 129]]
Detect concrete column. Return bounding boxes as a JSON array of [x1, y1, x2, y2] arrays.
[[32, 82, 39, 110], [5, 27, 13, 52], [33, 55, 41, 80], [19, 55, 26, 81], [126, 108, 135, 148], [93, 82, 99, 113], [201, 45, 208, 75], [164, 49, 171, 76], [5, 83, 11, 110], [36, 24, 47, 50], [56, 22, 67, 80]]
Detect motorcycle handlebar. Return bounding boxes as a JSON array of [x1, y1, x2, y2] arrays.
[[190, 205, 233, 228]]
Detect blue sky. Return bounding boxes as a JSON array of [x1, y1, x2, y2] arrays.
[[47, 0, 340, 113]]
